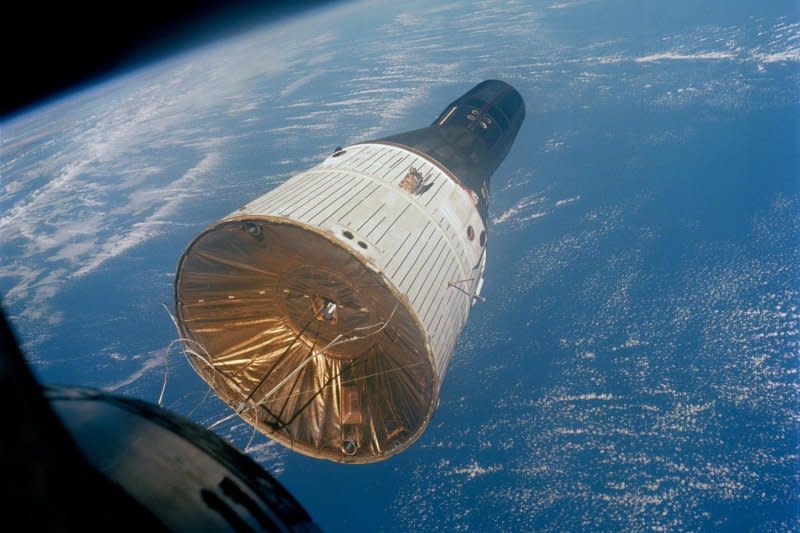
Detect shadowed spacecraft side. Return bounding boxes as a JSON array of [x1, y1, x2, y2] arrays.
[[0, 310, 319, 531], [175, 80, 525, 463]]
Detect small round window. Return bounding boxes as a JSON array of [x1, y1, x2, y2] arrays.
[[467, 225, 475, 241], [479, 230, 486, 247], [243, 222, 262, 239], [341, 440, 358, 456]]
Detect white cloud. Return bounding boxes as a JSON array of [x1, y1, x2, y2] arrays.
[[492, 193, 548, 225], [103, 348, 167, 392], [555, 195, 581, 207], [279, 71, 324, 99], [754, 47, 800, 63], [635, 51, 736, 63], [451, 460, 503, 479], [548, 0, 597, 9]]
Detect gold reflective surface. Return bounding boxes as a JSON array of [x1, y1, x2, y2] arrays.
[[175, 217, 436, 462]]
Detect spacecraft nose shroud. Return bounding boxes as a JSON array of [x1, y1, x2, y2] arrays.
[[375, 79, 525, 223], [175, 80, 524, 463]]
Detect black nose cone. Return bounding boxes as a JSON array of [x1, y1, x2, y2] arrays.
[[375, 80, 525, 223]]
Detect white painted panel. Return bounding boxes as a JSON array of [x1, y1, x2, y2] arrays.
[[226, 143, 486, 389]]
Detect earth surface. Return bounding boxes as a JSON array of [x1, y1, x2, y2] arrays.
[[2, 0, 798, 531]]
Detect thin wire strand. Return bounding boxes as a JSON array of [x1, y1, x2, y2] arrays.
[[158, 348, 169, 406], [167, 390, 205, 410], [162, 304, 219, 375], [252, 301, 400, 407], [166, 299, 403, 434], [208, 411, 239, 431], [244, 406, 260, 452], [188, 383, 216, 417], [162, 304, 224, 422], [220, 302, 403, 432]]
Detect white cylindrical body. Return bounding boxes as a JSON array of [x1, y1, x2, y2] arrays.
[[175, 80, 524, 463], [235, 142, 486, 380], [175, 143, 486, 463]]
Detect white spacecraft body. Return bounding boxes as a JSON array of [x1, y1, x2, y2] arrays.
[[175, 80, 525, 462]]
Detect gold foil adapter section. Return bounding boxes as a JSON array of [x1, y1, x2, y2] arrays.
[[175, 217, 436, 463]]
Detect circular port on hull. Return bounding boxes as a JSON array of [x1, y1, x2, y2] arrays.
[[341, 440, 358, 456], [175, 217, 436, 463]]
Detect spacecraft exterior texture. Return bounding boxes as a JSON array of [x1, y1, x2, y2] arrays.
[[175, 80, 525, 463]]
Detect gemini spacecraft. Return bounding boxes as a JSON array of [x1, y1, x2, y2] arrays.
[[175, 80, 525, 463]]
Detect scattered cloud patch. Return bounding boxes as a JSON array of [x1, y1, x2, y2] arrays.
[[451, 460, 503, 479], [103, 348, 167, 392], [635, 51, 736, 63], [493, 192, 582, 230]]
